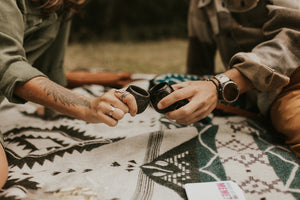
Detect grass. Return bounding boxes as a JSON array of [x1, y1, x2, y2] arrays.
[[64, 39, 188, 74], [64, 39, 224, 74]]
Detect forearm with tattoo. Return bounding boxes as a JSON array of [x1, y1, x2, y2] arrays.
[[14, 76, 92, 119], [36, 77, 91, 108]]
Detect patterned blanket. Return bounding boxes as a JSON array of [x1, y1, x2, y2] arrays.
[[0, 75, 299, 200]]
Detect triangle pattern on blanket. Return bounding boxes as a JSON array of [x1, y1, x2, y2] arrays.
[[141, 136, 201, 198], [2, 125, 125, 193], [4, 126, 124, 169]]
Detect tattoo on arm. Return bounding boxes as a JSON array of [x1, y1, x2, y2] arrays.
[[37, 78, 91, 108]]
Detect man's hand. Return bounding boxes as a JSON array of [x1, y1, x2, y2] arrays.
[[157, 68, 254, 124], [157, 80, 218, 124]]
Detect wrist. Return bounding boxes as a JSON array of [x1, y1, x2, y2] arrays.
[[207, 78, 219, 94], [206, 78, 219, 105], [223, 68, 254, 93], [208, 74, 239, 104]]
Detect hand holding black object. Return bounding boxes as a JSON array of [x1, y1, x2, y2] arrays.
[[126, 82, 188, 114], [126, 85, 150, 114], [149, 82, 189, 113]]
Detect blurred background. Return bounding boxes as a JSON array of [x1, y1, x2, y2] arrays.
[[70, 0, 189, 41], [64, 0, 190, 74], [64, 0, 223, 75]]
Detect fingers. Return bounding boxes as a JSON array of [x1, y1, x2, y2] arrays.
[[169, 102, 215, 125], [162, 81, 218, 125], [114, 89, 137, 116], [157, 86, 193, 110], [96, 104, 127, 127], [102, 89, 129, 114], [170, 82, 187, 90], [107, 106, 125, 120], [100, 114, 118, 127], [90, 88, 138, 126], [165, 94, 217, 125]]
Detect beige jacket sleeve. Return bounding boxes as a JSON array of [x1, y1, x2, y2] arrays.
[[230, 4, 300, 92]]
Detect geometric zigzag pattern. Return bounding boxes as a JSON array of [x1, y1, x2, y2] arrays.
[[0, 76, 300, 200]]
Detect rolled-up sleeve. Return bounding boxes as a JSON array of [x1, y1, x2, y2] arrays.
[[230, 5, 300, 92], [0, 0, 46, 103]]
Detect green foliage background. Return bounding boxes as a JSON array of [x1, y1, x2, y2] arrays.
[[70, 0, 190, 42]]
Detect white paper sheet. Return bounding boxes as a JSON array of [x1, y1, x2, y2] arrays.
[[185, 181, 246, 200]]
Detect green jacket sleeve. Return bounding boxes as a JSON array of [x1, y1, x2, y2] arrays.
[[33, 16, 72, 87], [0, 0, 46, 104]]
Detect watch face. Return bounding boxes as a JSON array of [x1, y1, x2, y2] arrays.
[[223, 81, 239, 103], [214, 74, 239, 103]]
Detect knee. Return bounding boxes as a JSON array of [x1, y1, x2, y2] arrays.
[[0, 145, 8, 189], [270, 92, 300, 157], [270, 96, 300, 134]]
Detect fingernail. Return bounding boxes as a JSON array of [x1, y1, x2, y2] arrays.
[[130, 112, 136, 117], [157, 103, 162, 109]]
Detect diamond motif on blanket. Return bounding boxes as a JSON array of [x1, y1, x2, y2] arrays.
[[219, 152, 271, 168], [216, 139, 258, 152], [215, 118, 297, 200], [238, 177, 289, 195], [1, 82, 299, 200]]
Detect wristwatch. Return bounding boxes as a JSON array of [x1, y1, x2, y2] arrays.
[[212, 74, 239, 103]]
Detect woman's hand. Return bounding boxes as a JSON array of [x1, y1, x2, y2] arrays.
[[157, 80, 218, 124], [84, 89, 138, 126], [14, 76, 138, 127]]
